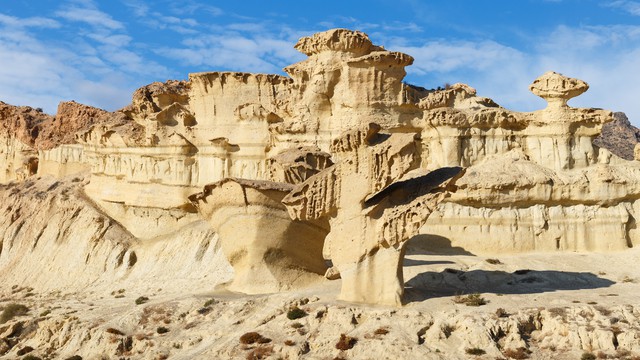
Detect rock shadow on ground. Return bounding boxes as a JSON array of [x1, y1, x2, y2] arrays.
[[403, 268, 615, 303]]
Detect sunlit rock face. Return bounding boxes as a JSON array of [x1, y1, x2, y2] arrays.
[[1, 28, 639, 306]]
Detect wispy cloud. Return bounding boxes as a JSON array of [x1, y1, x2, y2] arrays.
[[0, 0, 170, 113], [55, 4, 124, 30], [0, 14, 60, 28], [122, 0, 211, 35], [389, 24, 640, 119], [605, 0, 640, 15]]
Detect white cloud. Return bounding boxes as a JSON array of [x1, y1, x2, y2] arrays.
[[55, 6, 124, 30], [390, 24, 640, 122], [0, 0, 171, 114], [396, 40, 523, 74], [606, 0, 640, 15], [156, 22, 307, 74], [0, 14, 60, 29]]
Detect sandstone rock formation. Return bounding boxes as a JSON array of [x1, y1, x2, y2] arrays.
[[189, 178, 329, 294], [0, 28, 639, 309], [420, 71, 640, 254], [282, 123, 464, 305]]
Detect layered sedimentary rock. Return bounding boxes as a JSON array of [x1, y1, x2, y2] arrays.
[[0, 102, 48, 182], [190, 178, 329, 294], [282, 124, 463, 305], [1, 28, 639, 306], [421, 71, 640, 253]]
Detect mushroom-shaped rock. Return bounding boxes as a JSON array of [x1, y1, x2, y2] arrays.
[[529, 71, 589, 108], [282, 124, 464, 306], [294, 28, 375, 56], [189, 178, 329, 294]]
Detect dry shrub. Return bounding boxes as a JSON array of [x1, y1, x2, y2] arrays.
[[374, 328, 389, 335], [453, 293, 487, 306], [17, 346, 34, 355], [135, 296, 149, 305], [503, 347, 531, 359], [291, 322, 304, 329], [465, 347, 486, 355], [105, 328, 125, 336], [139, 305, 172, 326], [240, 332, 271, 345], [548, 307, 567, 318], [287, 306, 307, 320], [496, 308, 509, 318], [246, 345, 273, 360], [441, 324, 455, 338], [284, 339, 295, 346], [335, 334, 357, 350], [0, 303, 29, 323]]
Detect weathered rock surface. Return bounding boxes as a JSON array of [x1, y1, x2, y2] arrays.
[[1, 27, 640, 357], [282, 124, 464, 305], [594, 112, 640, 161], [190, 178, 329, 294], [1, 246, 639, 359]]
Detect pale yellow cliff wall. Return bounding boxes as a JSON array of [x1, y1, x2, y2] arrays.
[[2, 29, 639, 256]]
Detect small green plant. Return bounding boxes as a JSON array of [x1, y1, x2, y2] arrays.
[[287, 306, 307, 320], [465, 347, 486, 356], [0, 303, 29, 323], [204, 299, 217, 307], [581, 352, 596, 360], [197, 307, 211, 315], [335, 334, 357, 350], [453, 293, 487, 306], [157, 326, 170, 334], [135, 296, 149, 305]]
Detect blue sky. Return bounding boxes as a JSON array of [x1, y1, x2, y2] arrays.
[[1, 0, 639, 124]]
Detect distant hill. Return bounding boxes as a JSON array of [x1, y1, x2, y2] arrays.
[[594, 112, 640, 160]]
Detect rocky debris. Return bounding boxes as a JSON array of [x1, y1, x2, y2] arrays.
[[1, 287, 640, 359], [593, 112, 640, 160]]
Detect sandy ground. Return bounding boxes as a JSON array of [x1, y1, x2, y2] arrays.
[[1, 241, 639, 360]]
